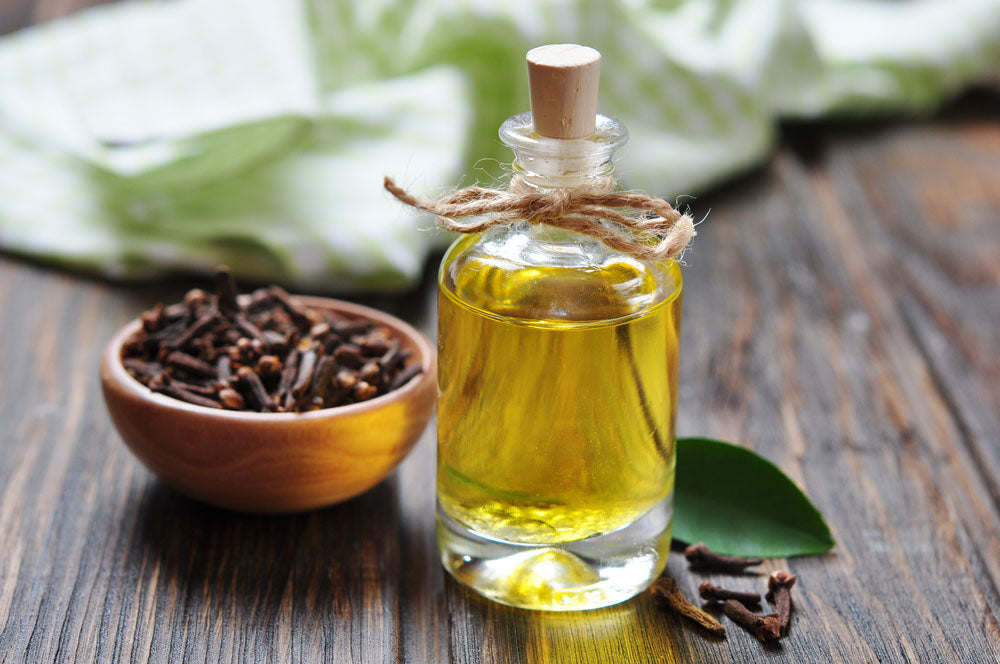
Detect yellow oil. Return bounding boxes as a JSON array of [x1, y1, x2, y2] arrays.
[[437, 232, 682, 546]]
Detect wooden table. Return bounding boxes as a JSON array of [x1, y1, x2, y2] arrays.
[[2, 4, 999, 663]]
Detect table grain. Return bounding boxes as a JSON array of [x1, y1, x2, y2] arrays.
[[1, 3, 999, 663]]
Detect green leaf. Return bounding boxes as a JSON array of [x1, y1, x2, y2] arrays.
[[673, 437, 834, 558]]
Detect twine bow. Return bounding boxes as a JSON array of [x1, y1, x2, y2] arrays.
[[383, 175, 695, 262]]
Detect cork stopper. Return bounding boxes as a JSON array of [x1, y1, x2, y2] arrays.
[[526, 44, 601, 139]]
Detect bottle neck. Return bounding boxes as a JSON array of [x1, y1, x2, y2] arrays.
[[499, 112, 628, 191]]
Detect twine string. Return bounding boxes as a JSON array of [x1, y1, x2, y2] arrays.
[[383, 175, 695, 262]]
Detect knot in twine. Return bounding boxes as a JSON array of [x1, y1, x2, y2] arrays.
[[383, 175, 695, 262]]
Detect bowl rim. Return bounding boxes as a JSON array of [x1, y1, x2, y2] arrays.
[[102, 295, 436, 421]]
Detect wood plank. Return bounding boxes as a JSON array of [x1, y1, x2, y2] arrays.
[[662, 104, 1000, 661], [843, 106, 1000, 508], [0, 0, 998, 658], [2, 110, 1000, 661]]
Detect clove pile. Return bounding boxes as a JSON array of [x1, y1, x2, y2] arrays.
[[121, 267, 422, 413], [651, 542, 798, 646]]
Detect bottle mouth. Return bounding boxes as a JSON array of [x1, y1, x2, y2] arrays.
[[499, 112, 628, 187], [500, 112, 629, 160]]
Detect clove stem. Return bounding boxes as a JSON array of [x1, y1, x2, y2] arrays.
[[766, 570, 797, 636], [722, 600, 781, 642], [389, 363, 422, 391], [685, 542, 763, 573], [699, 583, 761, 607], [237, 366, 274, 412], [651, 577, 726, 637], [214, 266, 241, 314]]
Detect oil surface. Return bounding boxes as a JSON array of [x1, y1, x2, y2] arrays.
[[437, 233, 681, 545]]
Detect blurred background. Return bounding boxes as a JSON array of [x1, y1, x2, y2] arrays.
[[0, 0, 997, 292]]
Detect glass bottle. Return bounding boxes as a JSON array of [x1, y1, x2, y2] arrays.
[[435, 46, 682, 611]]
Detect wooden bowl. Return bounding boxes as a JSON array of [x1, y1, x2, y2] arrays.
[[100, 297, 436, 513]]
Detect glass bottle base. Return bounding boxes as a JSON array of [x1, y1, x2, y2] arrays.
[[437, 496, 673, 611]]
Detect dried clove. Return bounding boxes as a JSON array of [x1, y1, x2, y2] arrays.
[[127, 320, 184, 358], [310, 322, 332, 340], [307, 356, 336, 403], [237, 366, 274, 412], [256, 355, 282, 379], [168, 379, 218, 398], [213, 266, 240, 314], [358, 361, 383, 387], [140, 303, 167, 332], [174, 311, 219, 349], [123, 358, 163, 381], [685, 542, 763, 573], [165, 351, 217, 378], [153, 382, 221, 409], [275, 349, 300, 408], [234, 315, 267, 345], [390, 363, 422, 391], [335, 369, 358, 391], [121, 269, 423, 412], [291, 349, 317, 401], [356, 335, 390, 356], [651, 577, 726, 638], [229, 337, 257, 365], [699, 583, 761, 607], [380, 340, 402, 374], [766, 570, 797, 635], [184, 288, 209, 309], [262, 329, 287, 350], [268, 285, 313, 330], [722, 600, 781, 642], [332, 319, 372, 337], [333, 344, 364, 369], [216, 355, 232, 383], [353, 381, 378, 401], [218, 387, 245, 410]]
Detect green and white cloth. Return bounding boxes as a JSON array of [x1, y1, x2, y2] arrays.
[[0, 0, 997, 290]]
